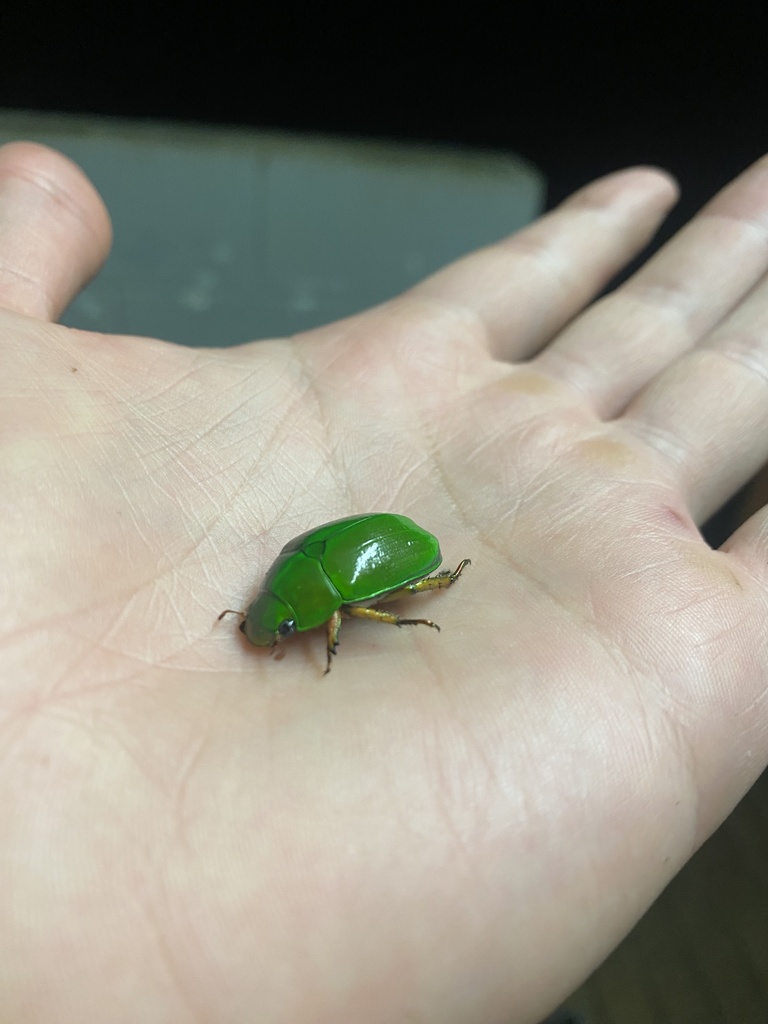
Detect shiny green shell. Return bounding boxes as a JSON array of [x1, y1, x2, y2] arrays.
[[242, 513, 441, 646]]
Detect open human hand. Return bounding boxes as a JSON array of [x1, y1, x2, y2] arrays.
[[3, 141, 768, 1024]]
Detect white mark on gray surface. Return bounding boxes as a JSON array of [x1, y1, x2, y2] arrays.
[[179, 269, 219, 312], [289, 275, 320, 312], [211, 242, 234, 265], [288, 273, 351, 313], [73, 291, 106, 321]]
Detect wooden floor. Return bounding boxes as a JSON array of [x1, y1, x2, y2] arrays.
[[565, 767, 768, 1023]]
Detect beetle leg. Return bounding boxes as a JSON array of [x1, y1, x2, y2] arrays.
[[346, 605, 441, 631], [375, 558, 471, 603], [325, 609, 343, 675], [409, 558, 471, 593]]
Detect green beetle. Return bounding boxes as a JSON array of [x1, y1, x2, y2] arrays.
[[219, 513, 469, 673]]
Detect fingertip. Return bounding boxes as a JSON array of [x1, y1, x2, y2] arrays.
[[565, 165, 680, 216], [0, 140, 113, 247], [0, 140, 113, 320]]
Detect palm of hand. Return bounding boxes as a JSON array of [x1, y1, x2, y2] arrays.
[[3, 143, 768, 1023]]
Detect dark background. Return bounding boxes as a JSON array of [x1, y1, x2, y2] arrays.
[[2, 2, 766, 243]]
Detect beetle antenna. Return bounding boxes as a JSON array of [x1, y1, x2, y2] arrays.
[[217, 609, 245, 621]]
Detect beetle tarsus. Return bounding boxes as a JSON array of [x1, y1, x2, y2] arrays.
[[324, 640, 339, 675], [450, 558, 471, 581]]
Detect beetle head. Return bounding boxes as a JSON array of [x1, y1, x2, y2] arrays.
[[242, 591, 296, 647]]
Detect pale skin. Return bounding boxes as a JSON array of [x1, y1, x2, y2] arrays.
[[2, 140, 768, 1024]]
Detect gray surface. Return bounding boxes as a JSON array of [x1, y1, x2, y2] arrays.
[[0, 111, 545, 346]]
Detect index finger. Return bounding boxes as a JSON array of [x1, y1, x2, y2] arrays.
[[402, 167, 678, 362]]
